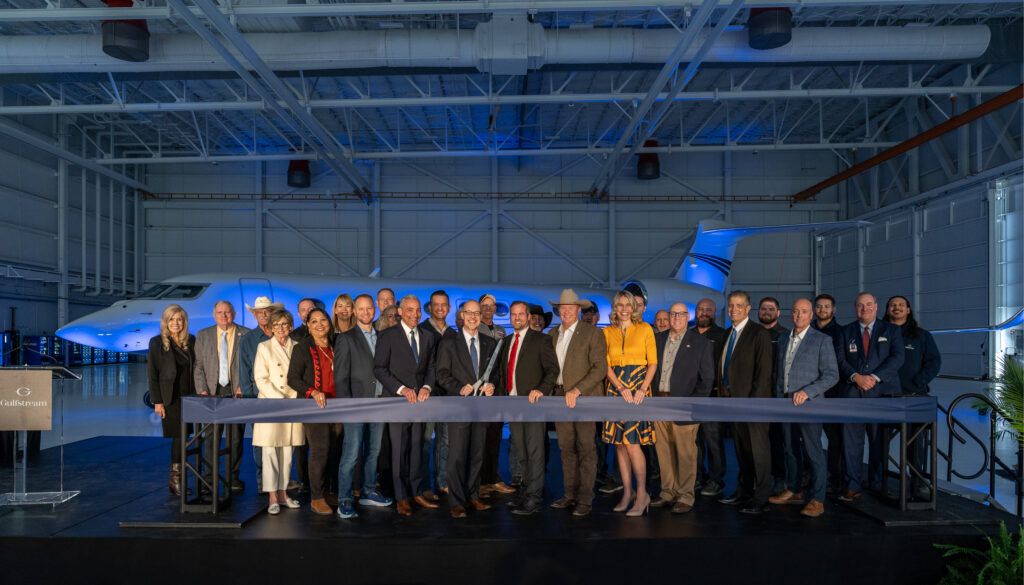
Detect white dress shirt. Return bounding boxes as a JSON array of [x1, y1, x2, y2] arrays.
[[720, 317, 750, 378], [783, 326, 809, 394], [507, 327, 528, 396], [554, 321, 577, 386], [397, 321, 430, 395]]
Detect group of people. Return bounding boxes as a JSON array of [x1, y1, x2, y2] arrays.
[[147, 284, 941, 521]]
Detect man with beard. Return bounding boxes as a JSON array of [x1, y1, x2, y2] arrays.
[[692, 298, 730, 497], [759, 297, 790, 496], [811, 293, 845, 494]]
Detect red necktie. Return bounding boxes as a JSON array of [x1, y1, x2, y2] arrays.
[[506, 332, 520, 393], [862, 326, 871, 356]]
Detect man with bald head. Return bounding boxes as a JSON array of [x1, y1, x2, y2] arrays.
[[833, 292, 904, 501], [767, 299, 838, 517]]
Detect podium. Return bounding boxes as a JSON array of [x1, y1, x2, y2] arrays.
[[0, 366, 81, 506]]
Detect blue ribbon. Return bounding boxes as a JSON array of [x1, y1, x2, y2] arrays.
[[183, 395, 937, 425]]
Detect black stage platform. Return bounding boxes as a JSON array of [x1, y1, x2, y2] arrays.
[[1, 436, 1018, 585]]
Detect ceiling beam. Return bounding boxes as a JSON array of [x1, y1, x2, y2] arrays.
[[0, 0, 1010, 22]]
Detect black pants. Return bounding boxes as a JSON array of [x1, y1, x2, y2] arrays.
[[305, 423, 343, 500], [480, 422, 504, 485], [824, 422, 845, 489], [389, 422, 425, 502], [698, 422, 727, 485], [447, 422, 486, 507], [202, 423, 244, 482], [733, 422, 772, 505], [509, 422, 546, 505]]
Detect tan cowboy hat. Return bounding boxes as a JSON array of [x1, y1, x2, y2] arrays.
[[550, 288, 586, 307], [245, 295, 284, 312]]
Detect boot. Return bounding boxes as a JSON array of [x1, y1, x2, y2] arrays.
[[169, 463, 183, 496]]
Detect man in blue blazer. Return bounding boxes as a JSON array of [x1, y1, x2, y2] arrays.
[[768, 299, 838, 517], [833, 292, 904, 500]]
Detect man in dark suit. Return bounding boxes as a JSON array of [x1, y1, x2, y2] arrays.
[[716, 291, 775, 514], [759, 296, 790, 495], [692, 297, 730, 498], [812, 293, 845, 494], [492, 300, 559, 515], [651, 303, 714, 514], [833, 292, 904, 501], [334, 294, 394, 519], [373, 294, 438, 516], [768, 298, 838, 518], [435, 300, 497, 518]]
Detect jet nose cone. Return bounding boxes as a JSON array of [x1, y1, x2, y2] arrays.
[[57, 307, 157, 352]]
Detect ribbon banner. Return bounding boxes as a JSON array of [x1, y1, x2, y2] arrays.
[[183, 395, 937, 425]]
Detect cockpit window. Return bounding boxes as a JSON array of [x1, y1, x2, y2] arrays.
[[162, 284, 208, 300], [136, 284, 172, 299]]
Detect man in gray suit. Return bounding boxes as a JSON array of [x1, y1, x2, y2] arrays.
[[768, 298, 839, 518], [194, 300, 251, 492], [548, 289, 607, 518]]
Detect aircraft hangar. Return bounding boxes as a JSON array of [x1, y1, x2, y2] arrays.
[[0, 1, 1020, 581]]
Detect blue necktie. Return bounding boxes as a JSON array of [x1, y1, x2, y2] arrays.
[[410, 330, 419, 363], [470, 337, 479, 374], [722, 328, 737, 388], [218, 330, 229, 387]]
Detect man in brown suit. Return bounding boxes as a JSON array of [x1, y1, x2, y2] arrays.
[[548, 289, 608, 517]]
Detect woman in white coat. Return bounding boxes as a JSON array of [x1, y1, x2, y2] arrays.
[[253, 308, 306, 514]]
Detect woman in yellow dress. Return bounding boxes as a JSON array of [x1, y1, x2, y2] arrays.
[[603, 291, 658, 516]]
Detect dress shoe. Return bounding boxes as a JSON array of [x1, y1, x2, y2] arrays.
[[230, 478, 245, 493], [267, 503, 281, 515], [671, 502, 693, 514], [768, 490, 806, 505], [438, 487, 449, 495], [450, 505, 468, 519], [469, 499, 491, 511], [838, 489, 862, 502], [395, 499, 413, 516], [549, 496, 576, 510], [422, 490, 440, 502], [571, 504, 592, 517], [511, 502, 539, 516], [414, 495, 440, 509], [490, 482, 516, 495], [800, 500, 825, 518], [739, 503, 768, 515], [283, 497, 301, 509], [310, 498, 333, 515], [478, 485, 493, 498], [649, 496, 673, 508]]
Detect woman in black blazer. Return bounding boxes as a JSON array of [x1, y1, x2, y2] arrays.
[[147, 304, 196, 497]]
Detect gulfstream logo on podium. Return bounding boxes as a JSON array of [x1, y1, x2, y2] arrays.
[[0, 371, 53, 431]]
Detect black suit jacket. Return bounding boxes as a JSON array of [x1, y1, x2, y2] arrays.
[[435, 332, 497, 396], [333, 326, 381, 399], [373, 324, 437, 395], [147, 334, 196, 406], [491, 328, 559, 396], [715, 322, 774, 398], [692, 324, 728, 395], [651, 330, 714, 401]]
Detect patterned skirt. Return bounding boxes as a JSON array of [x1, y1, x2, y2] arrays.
[[602, 365, 656, 446]]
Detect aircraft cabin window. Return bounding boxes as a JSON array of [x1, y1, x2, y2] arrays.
[[136, 284, 172, 299], [162, 284, 208, 300], [495, 302, 509, 318]]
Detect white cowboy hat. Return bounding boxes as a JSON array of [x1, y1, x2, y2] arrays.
[[245, 296, 284, 312], [549, 288, 586, 307]]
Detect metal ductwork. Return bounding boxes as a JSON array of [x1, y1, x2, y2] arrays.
[[747, 8, 792, 50], [0, 23, 991, 75], [101, 0, 150, 62]]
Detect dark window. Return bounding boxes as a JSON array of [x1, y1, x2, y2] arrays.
[[136, 284, 172, 299], [162, 284, 208, 300]]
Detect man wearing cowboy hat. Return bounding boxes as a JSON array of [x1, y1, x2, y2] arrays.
[[548, 289, 608, 517], [235, 295, 284, 492]]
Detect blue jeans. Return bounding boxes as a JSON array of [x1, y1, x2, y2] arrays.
[[337, 422, 384, 504]]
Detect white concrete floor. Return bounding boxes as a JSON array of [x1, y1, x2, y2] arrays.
[[30, 363, 1023, 513]]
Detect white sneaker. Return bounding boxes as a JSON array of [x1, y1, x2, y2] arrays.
[[283, 497, 301, 509], [268, 503, 281, 515]]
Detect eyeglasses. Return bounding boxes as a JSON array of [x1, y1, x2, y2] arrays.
[[669, 312, 689, 318], [271, 323, 292, 330], [462, 310, 482, 317]]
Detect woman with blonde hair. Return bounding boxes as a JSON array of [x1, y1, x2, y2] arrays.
[[332, 293, 356, 334], [602, 291, 658, 516], [253, 309, 305, 514], [375, 304, 399, 332], [147, 304, 196, 496]]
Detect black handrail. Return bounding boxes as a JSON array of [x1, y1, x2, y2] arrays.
[[943, 392, 1023, 516]]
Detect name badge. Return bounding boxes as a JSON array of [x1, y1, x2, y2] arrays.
[[848, 342, 858, 353]]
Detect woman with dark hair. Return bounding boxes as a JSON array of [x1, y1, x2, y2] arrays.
[[288, 307, 343, 515], [147, 304, 196, 496], [884, 295, 942, 499]]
